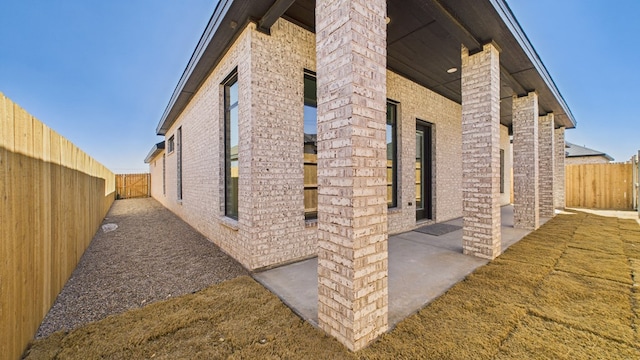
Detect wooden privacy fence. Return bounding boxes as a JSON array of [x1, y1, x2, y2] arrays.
[[116, 173, 150, 199], [0, 93, 115, 359], [565, 163, 634, 210]]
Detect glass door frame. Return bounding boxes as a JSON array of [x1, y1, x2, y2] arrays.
[[416, 120, 433, 221]]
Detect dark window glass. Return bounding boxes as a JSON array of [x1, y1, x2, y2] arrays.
[[168, 136, 174, 153], [387, 102, 398, 208], [303, 72, 317, 219], [162, 154, 166, 196], [224, 72, 239, 219], [500, 149, 505, 194], [177, 127, 182, 200]]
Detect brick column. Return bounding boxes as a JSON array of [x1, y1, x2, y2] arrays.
[[512, 92, 540, 230], [554, 127, 566, 209], [461, 43, 502, 260], [315, 0, 388, 351], [538, 113, 555, 218]]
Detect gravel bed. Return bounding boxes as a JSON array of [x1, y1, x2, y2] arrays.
[[35, 198, 248, 339]]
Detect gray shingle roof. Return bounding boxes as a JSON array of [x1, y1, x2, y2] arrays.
[[565, 142, 614, 161]]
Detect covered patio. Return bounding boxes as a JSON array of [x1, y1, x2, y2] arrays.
[[152, 0, 577, 350], [255, 206, 550, 328]]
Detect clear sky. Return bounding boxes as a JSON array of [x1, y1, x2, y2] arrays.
[[1, 0, 638, 172]]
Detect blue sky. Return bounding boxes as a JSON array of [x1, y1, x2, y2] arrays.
[[508, 0, 640, 162], [1, 0, 638, 172]]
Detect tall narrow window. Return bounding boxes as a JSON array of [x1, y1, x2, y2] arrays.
[[386, 102, 398, 208], [177, 127, 182, 200], [224, 71, 239, 219], [162, 154, 166, 196], [500, 149, 505, 194], [303, 71, 318, 219]]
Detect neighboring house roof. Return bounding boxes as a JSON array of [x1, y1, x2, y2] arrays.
[[565, 142, 614, 161], [144, 141, 166, 164], [155, 0, 577, 136]]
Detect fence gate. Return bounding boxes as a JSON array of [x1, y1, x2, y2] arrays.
[[565, 163, 633, 210], [116, 173, 150, 199]]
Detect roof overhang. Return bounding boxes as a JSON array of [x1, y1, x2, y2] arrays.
[[144, 141, 166, 163], [155, 0, 576, 135]]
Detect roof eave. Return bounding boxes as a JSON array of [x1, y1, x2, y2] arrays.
[[144, 141, 166, 164], [155, 0, 235, 136]]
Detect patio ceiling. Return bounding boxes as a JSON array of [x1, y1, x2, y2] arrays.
[[156, 0, 576, 135]]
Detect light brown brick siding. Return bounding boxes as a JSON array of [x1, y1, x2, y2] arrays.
[[538, 114, 555, 218], [149, 18, 516, 269], [554, 127, 566, 208], [500, 124, 512, 206], [315, 0, 389, 350], [460, 43, 502, 260], [512, 92, 540, 230]]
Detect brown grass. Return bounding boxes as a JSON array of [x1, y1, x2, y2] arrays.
[[24, 212, 640, 359]]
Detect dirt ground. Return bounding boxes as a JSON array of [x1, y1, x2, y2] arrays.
[[25, 210, 640, 359], [35, 198, 248, 339]]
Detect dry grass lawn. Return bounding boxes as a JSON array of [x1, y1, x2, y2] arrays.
[[24, 212, 640, 359]]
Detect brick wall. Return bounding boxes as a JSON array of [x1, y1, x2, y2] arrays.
[[247, 19, 317, 269], [554, 127, 565, 208], [512, 92, 539, 230], [153, 26, 251, 267], [315, 0, 388, 350], [460, 43, 502, 260], [500, 124, 512, 205], [538, 114, 555, 218], [387, 71, 462, 231], [149, 18, 504, 270]]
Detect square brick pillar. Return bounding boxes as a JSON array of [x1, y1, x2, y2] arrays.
[[315, 0, 388, 351], [538, 113, 555, 218], [554, 127, 566, 209], [512, 92, 540, 230], [461, 43, 502, 260]]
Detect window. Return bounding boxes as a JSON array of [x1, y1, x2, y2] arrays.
[[162, 154, 166, 196], [167, 136, 175, 153], [224, 71, 239, 219], [303, 70, 398, 217], [177, 127, 182, 200], [500, 149, 505, 194], [303, 71, 317, 219], [386, 102, 398, 208]]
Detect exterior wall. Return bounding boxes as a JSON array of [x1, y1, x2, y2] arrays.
[[149, 152, 165, 199], [247, 19, 317, 268], [154, 25, 251, 267], [149, 18, 485, 269], [553, 127, 566, 208], [500, 125, 512, 205], [566, 155, 611, 165], [460, 43, 502, 260], [538, 114, 555, 218], [153, 19, 319, 270], [512, 92, 540, 230], [315, 0, 389, 349], [387, 72, 462, 232]]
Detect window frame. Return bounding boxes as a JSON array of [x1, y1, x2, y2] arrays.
[[303, 70, 318, 220], [386, 100, 399, 209], [223, 70, 239, 220], [176, 126, 183, 201], [167, 135, 175, 154]]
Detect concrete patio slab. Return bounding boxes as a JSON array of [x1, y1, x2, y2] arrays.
[[254, 205, 549, 329]]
